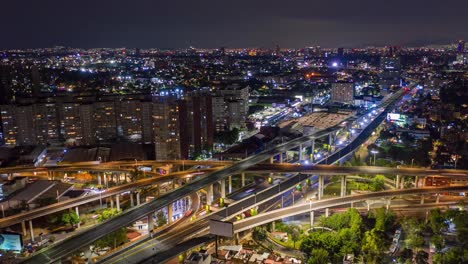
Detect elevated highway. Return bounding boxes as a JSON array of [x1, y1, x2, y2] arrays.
[[22, 89, 417, 263]]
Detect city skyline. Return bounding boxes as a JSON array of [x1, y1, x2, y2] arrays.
[[2, 0, 468, 49]]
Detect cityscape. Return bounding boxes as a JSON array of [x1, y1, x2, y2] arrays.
[[0, 1, 468, 264]]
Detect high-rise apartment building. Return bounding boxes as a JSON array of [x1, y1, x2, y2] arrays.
[[331, 82, 354, 104], [94, 101, 118, 142], [379, 56, 401, 90], [153, 97, 181, 160]]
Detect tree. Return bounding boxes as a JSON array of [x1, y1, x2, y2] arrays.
[[401, 217, 426, 251], [415, 250, 429, 264], [431, 234, 444, 252], [98, 208, 121, 222], [253, 227, 267, 242], [398, 248, 413, 264], [95, 228, 128, 249], [361, 229, 387, 263], [429, 209, 448, 234], [308, 248, 329, 264], [288, 224, 302, 249], [156, 211, 167, 227], [61, 211, 80, 228], [369, 175, 385, 191], [94, 208, 128, 249], [372, 207, 395, 232]]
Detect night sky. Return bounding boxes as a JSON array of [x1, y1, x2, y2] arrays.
[[2, 0, 468, 49]]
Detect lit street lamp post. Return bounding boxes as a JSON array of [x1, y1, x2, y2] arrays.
[[370, 150, 378, 166]]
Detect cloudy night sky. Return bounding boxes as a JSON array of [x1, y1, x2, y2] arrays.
[[2, 0, 468, 49]]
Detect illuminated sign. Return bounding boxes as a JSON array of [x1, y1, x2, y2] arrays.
[[0, 232, 23, 252]]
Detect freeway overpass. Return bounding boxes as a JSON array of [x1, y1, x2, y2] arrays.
[[121, 186, 468, 264], [23, 89, 408, 263], [0, 168, 220, 229], [5, 162, 466, 232], [248, 164, 468, 178], [233, 185, 468, 233]]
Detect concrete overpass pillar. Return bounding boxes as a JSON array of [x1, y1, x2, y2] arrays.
[[325, 208, 329, 218], [279, 153, 283, 163], [310, 211, 315, 227], [228, 176, 232, 193], [110, 197, 114, 209], [115, 195, 120, 211], [29, 220, 35, 242], [136, 191, 141, 206], [311, 140, 315, 162], [414, 176, 419, 188], [147, 212, 154, 231], [367, 201, 371, 211], [400, 176, 405, 189], [130, 192, 134, 207], [269, 156, 274, 164], [97, 173, 102, 186], [420, 195, 425, 205], [299, 143, 303, 161], [318, 175, 324, 200], [329, 133, 334, 150], [436, 193, 440, 204], [396, 175, 400, 189], [241, 173, 246, 187], [386, 199, 391, 213], [103, 173, 108, 188], [271, 221, 276, 232], [206, 184, 213, 205], [220, 179, 226, 199], [168, 204, 173, 224], [75, 207, 80, 228], [22, 221, 27, 237], [340, 176, 347, 197]]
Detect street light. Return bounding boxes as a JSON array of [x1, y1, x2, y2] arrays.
[[370, 150, 378, 166]]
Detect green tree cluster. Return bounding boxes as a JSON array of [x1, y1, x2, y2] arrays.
[[253, 227, 267, 241], [401, 217, 426, 250], [370, 207, 396, 233], [61, 211, 80, 228], [302, 209, 364, 263], [156, 211, 167, 227], [94, 208, 127, 249]]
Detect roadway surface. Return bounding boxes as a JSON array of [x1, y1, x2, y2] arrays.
[[135, 186, 468, 264], [233, 185, 468, 232], [6, 162, 465, 232], [248, 164, 468, 178], [0, 168, 220, 229], [21, 89, 418, 263]]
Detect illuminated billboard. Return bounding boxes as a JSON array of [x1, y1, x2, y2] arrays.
[[387, 113, 407, 126], [0, 232, 23, 252]]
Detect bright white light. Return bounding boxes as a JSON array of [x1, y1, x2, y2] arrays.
[[332, 62, 338, 67]]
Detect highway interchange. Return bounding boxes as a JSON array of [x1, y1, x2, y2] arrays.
[[19, 88, 468, 263]]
